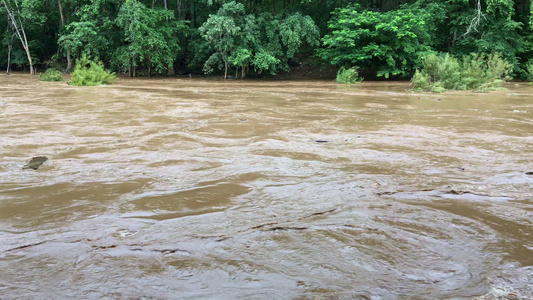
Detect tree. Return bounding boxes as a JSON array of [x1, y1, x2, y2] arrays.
[[114, 0, 186, 77], [58, 0, 121, 64], [4, 14, 15, 74], [200, 1, 320, 78], [199, 1, 245, 79], [320, 4, 433, 78], [57, 0, 72, 72], [2, 0, 34, 74]]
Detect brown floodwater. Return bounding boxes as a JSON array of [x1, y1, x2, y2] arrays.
[[1, 74, 532, 299]]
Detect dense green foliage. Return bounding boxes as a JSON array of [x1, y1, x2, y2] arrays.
[[39, 68, 64, 81], [411, 53, 513, 92], [70, 54, 117, 86], [199, 1, 319, 78], [336, 67, 361, 84], [1, 0, 533, 81], [321, 4, 432, 78], [114, 0, 187, 77]]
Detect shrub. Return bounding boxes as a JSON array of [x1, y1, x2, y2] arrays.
[[527, 63, 533, 86], [411, 70, 430, 92], [39, 68, 64, 82], [70, 54, 117, 86], [336, 67, 361, 84], [411, 52, 512, 92]]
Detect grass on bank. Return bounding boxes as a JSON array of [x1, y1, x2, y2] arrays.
[[39, 68, 64, 82], [70, 54, 118, 86], [411, 53, 512, 92]]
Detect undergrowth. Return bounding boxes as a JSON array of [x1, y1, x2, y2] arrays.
[[39, 68, 64, 82], [411, 53, 512, 92], [527, 63, 533, 86], [336, 66, 362, 84], [70, 54, 117, 86]]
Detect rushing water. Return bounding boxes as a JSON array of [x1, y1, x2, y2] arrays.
[[1, 74, 532, 299]]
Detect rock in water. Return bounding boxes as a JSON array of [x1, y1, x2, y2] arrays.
[[22, 156, 48, 170]]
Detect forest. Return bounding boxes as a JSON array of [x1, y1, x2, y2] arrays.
[[1, 0, 533, 80]]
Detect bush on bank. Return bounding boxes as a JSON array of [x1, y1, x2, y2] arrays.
[[39, 68, 64, 82], [336, 67, 362, 84], [70, 55, 118, 86], [411, 53, 512, 92], [527, 63, 533, 86]]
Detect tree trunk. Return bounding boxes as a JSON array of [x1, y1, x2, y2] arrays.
[[177, 0, 183, 20], [6, 35, 13, 75], [164, 0, 173, 75], [23, 44, 33, 75], [241, 63, 246, 79], [224, 59, 228, 80], [191, 0, 196, 27], [58, 0, 73, 72]]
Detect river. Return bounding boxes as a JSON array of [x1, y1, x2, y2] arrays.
[[1, 74, 532, 299]]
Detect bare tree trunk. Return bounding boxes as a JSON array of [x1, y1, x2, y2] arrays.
[[241, 63, 246, 79], [191, 0, 196, 27], [6, 34, 13, 74], [177, 0, 183, 20], [22, 43, 33, 75], [3, 0, 34, 74], [58, 0, 72, 72], [224, 59, 228, 80], [163, 0, 173, 75]]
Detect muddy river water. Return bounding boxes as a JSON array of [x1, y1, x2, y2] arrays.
[[0, 74, 532, 299]]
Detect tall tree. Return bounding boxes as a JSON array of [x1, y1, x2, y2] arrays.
[[321, 3, 433, 78], [4, 23, 14, 74], [114, 0, 185, 77], [2, 0, 33, 74], [57, 0, 72, 72], [200, 1, 244, 79]]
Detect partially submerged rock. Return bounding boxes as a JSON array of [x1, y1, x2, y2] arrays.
[[22, 156, 48, 170]]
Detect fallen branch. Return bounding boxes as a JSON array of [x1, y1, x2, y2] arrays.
[[5, 240, 47, 252]]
